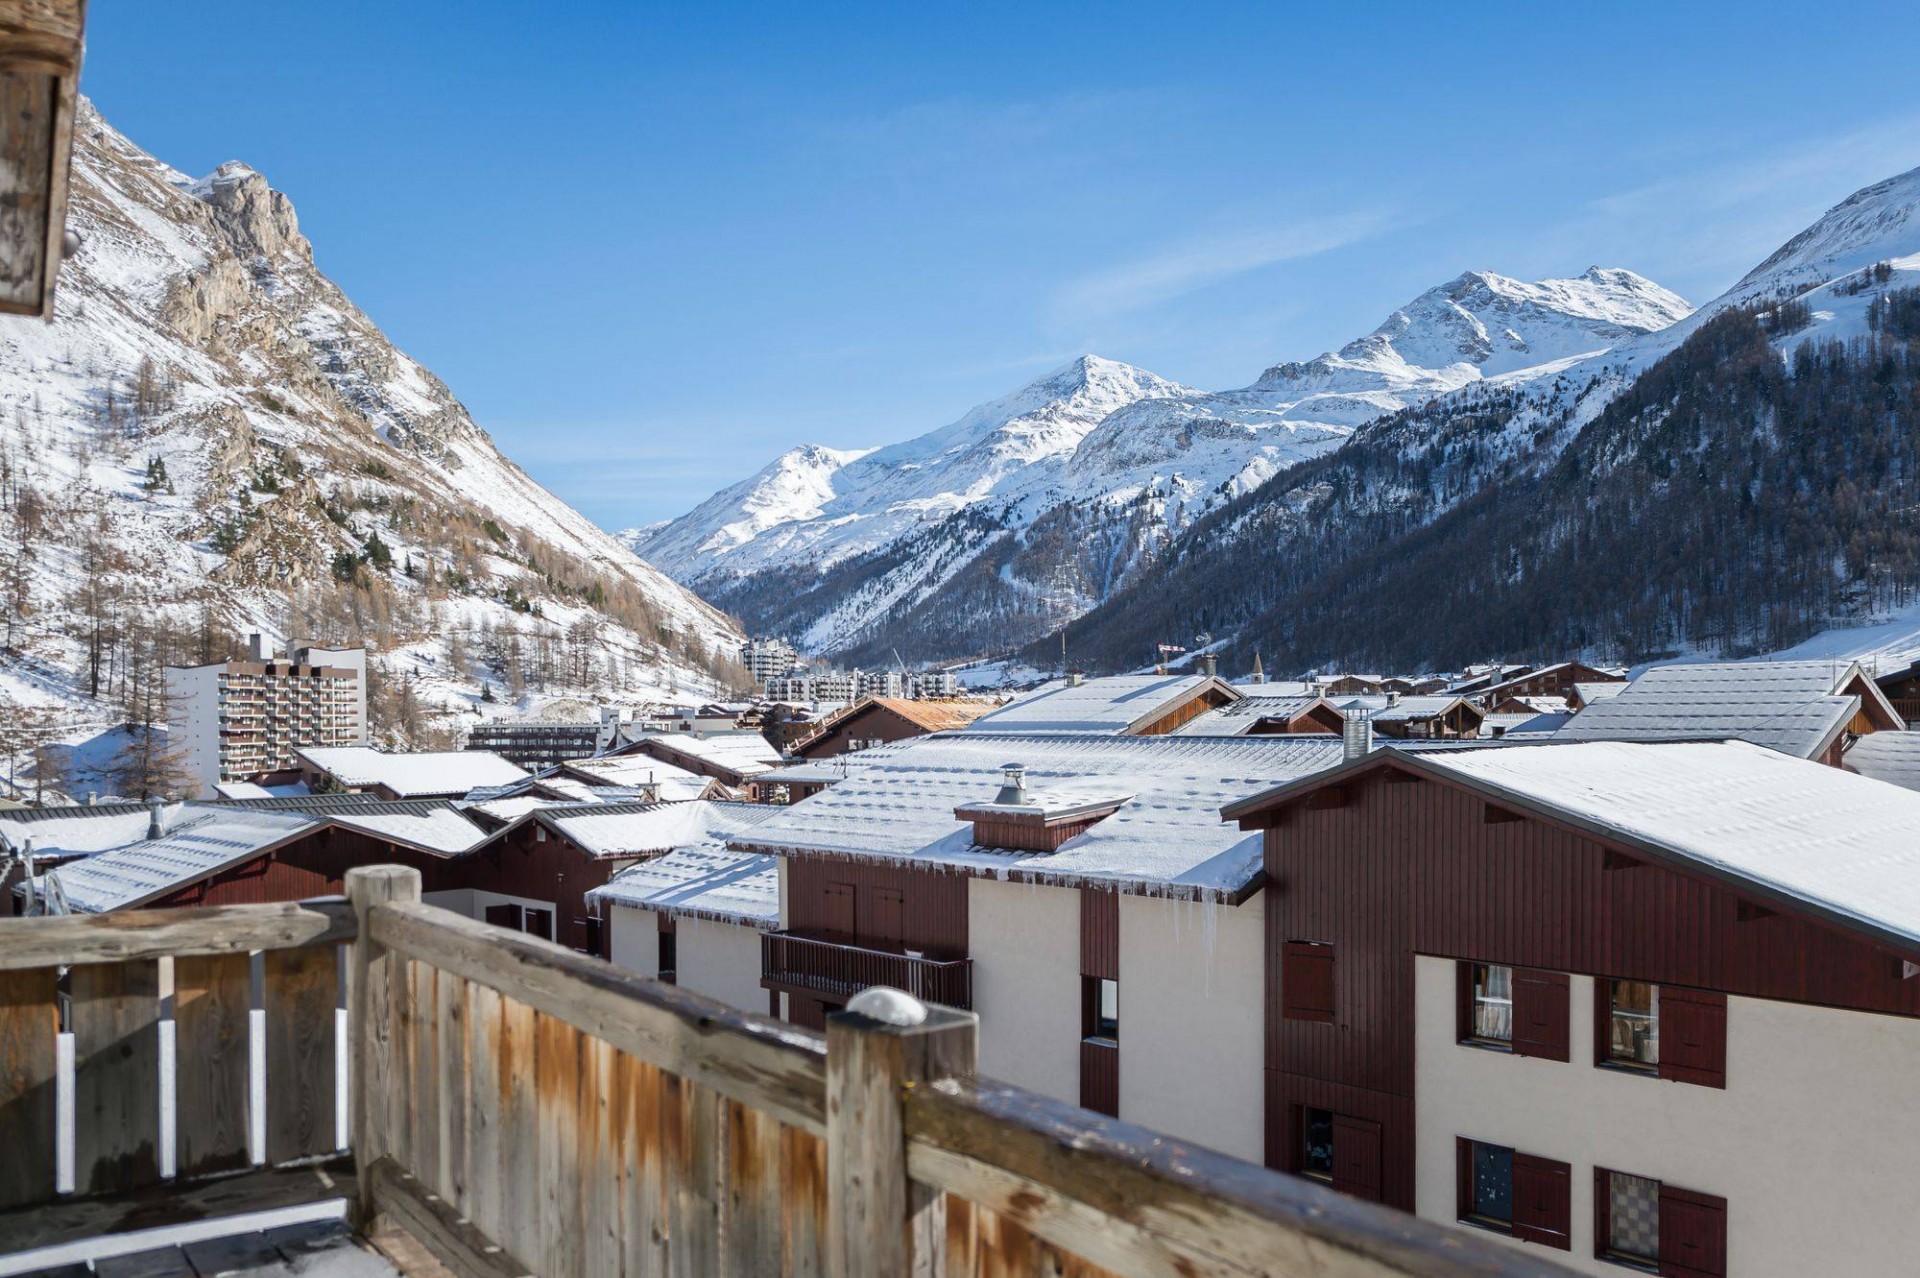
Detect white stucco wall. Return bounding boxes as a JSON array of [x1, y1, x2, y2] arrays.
[[677, 916, 770, 1015], [1117, 892, 1265, 1163], [1413, 954, 1920, 1276], [608, 903, 660, 978], [968, 877, 1080, 1104]]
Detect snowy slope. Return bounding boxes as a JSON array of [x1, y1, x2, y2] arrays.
[[0, 100, 741, 751], [637, 268, 1688, 659]]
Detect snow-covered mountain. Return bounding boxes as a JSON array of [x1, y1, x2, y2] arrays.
[[636, 267, 1689, 661], [0, 100, 741, 754]]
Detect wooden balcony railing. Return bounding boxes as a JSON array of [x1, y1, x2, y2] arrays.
[[0, 866, 1580, 1277], [762, 929, 974, 1008]]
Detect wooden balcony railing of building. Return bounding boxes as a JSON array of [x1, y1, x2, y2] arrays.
[[0, 865, 1578, 1277], [763, 929, 975, 1009]]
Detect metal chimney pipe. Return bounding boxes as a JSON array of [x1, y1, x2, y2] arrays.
[[147, 794, 164, 840], [1201, 654, 1217, 679], [993, 764, 1028, 806], [1342, 710, 1374, 762]]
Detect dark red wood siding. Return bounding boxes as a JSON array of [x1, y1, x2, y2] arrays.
[[1080, 889, 1118, 981], [794, 704, 938, 760], [1262, 765, 1920, 1211], [786, 857, 968, 959], [1079, 1039, 1118, 1117]]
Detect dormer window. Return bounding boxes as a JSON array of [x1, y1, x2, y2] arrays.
[[953, 763, 1132, 853]]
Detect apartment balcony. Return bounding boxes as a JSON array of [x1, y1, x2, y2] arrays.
[[761, 930, 973, 1009]]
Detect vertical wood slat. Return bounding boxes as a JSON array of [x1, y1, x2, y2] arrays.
[[724, 1099, 784, 1273], [497, 996, 540, 1268], [581, 1038, 620, 1278], [173, 953, 251, 1178], [536, 1011, 583, 1278], [464, 982, 502, 1232], [666, 1074, 724, 1278], [409, 960, 441, 1195], [619, 1052, 669, 1278], [71, 960, 162, 1196], [263, 945, 336, 1164], [0, 967, 59, 1209], [438, 967, 468, 1206], [782, 1126, 828, 1278], [348, 865, 419, 1230]]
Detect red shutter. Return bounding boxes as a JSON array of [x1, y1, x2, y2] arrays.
[[1658, 1185, 1727, 1278], [865, 887, 905, 952], [1512, 969, 1570, 1061], [1283, 941, 1335, 1023], [823, 883, 855, 942], [484, 903, 522, 930], [523, 908, 553, 940], [1078, 1039, 1118, 1117], [1660, 988, 1727, 1089], [1512, 1153, 1572, 1250], [1330, 1115, 1382, 1202]]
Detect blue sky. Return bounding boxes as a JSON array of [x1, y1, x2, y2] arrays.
[[85, 2, 1920, 527]]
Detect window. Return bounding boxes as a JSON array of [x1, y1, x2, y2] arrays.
[[1463, 963, 1513, 1043], [1282, 941, 1335, 1023], [1604, 980, 1659, 1069], [1300, 1107, 1334, 1181], [522, 908, 553, 941], [1082, 975, 1118, 1041], [1598, 982, 1726, 1087], [1595, 1169, 1726, 1277], [1457, 1139, 1571, 1250]]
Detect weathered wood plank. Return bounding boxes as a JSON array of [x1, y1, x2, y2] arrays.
[[464, 981, 502, 1232], [0, 899, 356, 971], [438, 966, 468, 1206], [71, 960, 161, 1196], [907, 1078, 1578, 1278], [173, 953, 251, 1178], [264, 945, 337, 1164], [348, 867, 418, 1230], [408, 959, 441, 1196], [724, 1098, 784, 1274], [368, 1156, 533, 1278], [0, 967, 59, 1209], [495, 996, 539, 1269], [781, 1126, 829, 1278], [535, 1011, 583, 1278], [372, 899, 827, 1134], [665, 1075, 723, 1278], [826, 1004, 977, 1278], [616, 1051, 669, 1278], [580, 1037, 620, 1278]]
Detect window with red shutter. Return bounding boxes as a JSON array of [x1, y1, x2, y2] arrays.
[[1659, 988, 1727, 1089], [1658, 1185, 1728, 1278], [1283, 941, 1335, 1023], [1330, 1114, 1382, 1202], [1511, 969, 1570, 1061], [822, 882, 855, 942], [1512, 1154, 1572, 1250]]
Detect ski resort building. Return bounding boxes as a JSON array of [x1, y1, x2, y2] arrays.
[[789, 696, 992, 759], [166, 635, 367, 797], [962, 671, 1241, 736]]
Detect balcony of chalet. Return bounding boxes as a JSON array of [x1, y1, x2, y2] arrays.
[[761, 928, 974, 1009]]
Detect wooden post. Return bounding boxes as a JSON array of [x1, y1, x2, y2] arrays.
[[825, 991, 978, 1278], [347, 865, 421, 1230]]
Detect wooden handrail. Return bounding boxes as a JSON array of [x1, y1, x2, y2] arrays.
[[0, 898, 356, 970], [370, 896, 830, 1135], [905, 1077, 1575, 1278]]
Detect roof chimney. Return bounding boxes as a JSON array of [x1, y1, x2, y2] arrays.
[[1201, 653, 1217, 679], [1066, 670, 1084, 688], [1386, 690, 1400, 707], [993, 763, 1029, 806], [85, 790, 96, 807], [146, 795, 164, 840], [1342, 710, 1374, 762]]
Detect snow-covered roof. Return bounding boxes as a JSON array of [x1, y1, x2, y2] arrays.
[[326, 805, 490, 856], [1573, 681, 1628, 705], [617, 733, 784, 778], [1482, 711, 1571, 738], [1843, 731, 1920, 794], [212, 781, 274, 800], [554, 754, 712, 800], [1169, 695, 1336, 737], [296, 747, 529, 797], [0, 802, 179, 855], [962, 674, 1238, 736], [34, 807, 319, 912], [587, 848, 780, 925], [1553, 660, 1887, 758], [1368, 695, 1480, 724], [1415, 740, 1920, 954], [732, 733, 1345, 901], [536, 800, 783, 860]]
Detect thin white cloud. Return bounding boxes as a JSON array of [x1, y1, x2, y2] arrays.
[[1054, 209, 1399, 320]]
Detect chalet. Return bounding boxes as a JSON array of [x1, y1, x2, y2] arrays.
[[790, 696, 991, 759], [728, 731, 1346, 1163], [294, 746, 528, 799], [606, 731, 784, 799], [1318, 674, 1388, 695], [1873, 657, 1920, 722], [1221, 738, 1920, 1277], [1555, 659, 1904, 763], [1568, 680, 1628, 712], [1171, 694, 1346, 737], [963, 672, 1241, 736], [1471, 662, 1625, 707], [540, 752, 719, 801], [1366, 695, 1486, 740], [1444, 664, 1533, 696]]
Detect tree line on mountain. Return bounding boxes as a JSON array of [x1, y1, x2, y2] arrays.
[[1046, 289, 1920, 676]]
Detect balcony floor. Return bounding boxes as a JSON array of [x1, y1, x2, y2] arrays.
[[11, 1219, 401, 1278]]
